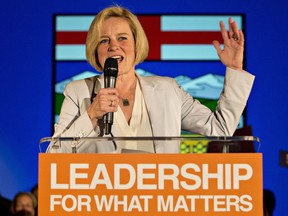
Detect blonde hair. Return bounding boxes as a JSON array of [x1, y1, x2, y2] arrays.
[[86, 6, 149, 72]]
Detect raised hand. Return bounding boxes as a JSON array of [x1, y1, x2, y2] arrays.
[[212, 17, 244, 71]]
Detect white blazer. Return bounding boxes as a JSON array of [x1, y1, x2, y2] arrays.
[[46, 67, 255, 153]]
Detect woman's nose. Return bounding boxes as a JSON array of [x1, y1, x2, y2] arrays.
[[108, 40, 118, 51]]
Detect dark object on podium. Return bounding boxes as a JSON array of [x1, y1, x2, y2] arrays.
[[279, 150, 288, 168], [207, 126, 255, 153]]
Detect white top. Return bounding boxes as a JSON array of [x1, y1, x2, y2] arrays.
[[114, 79, 154, 153]]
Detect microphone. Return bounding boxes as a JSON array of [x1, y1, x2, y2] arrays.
[[103, 58, 118, 135]]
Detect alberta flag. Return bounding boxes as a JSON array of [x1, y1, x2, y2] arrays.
[[55, 15, 242, 61]]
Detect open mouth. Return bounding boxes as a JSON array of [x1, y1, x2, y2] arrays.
[[110, 55, 123, 64]]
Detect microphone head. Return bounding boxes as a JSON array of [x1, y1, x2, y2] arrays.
[[104, 58, 118, 77]]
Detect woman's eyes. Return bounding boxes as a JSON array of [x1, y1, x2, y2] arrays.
[[118, 36, 127, 41], [99, 39, 109, 44], [99, 37, 127, 44]]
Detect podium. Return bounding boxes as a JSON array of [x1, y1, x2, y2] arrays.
[[39, 136, 262, 215]]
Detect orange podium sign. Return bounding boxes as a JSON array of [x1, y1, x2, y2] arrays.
[[38, 153, 262, 215]]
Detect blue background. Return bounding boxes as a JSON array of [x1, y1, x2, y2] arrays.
[[0, 0, 287, 215]]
